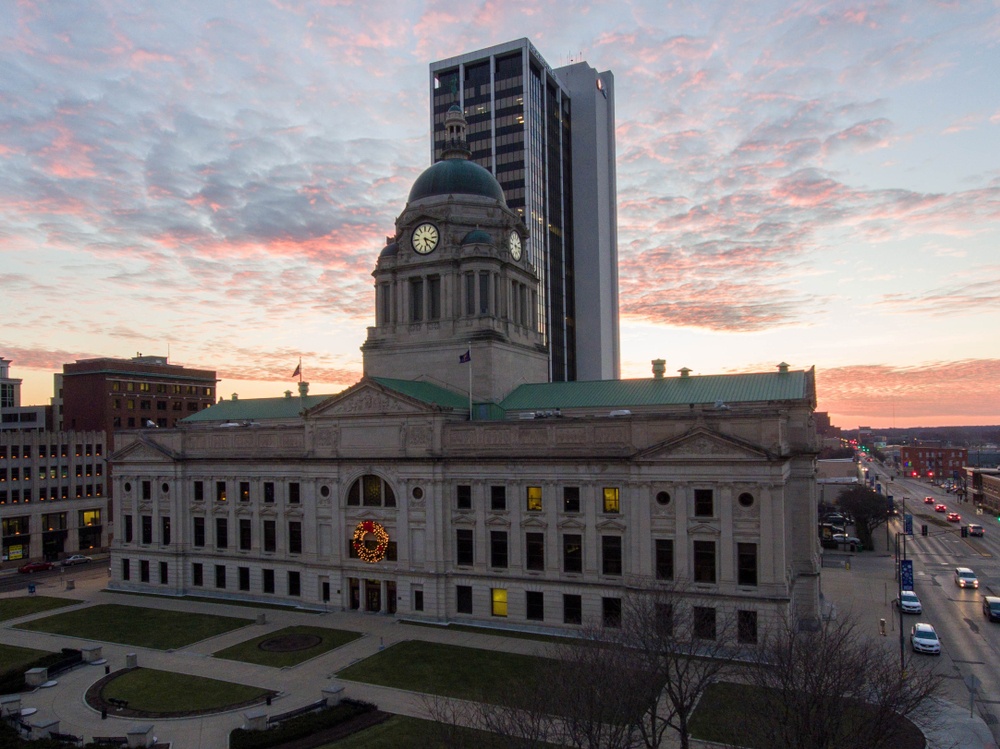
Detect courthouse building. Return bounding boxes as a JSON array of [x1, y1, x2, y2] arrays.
[[109, 107, 821, 637]]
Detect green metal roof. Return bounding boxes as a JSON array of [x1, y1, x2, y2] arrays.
[[181, 394, 330, 423], [499, 370, 814, 411], [408, 158, 506, 203], [373, 378, 469, 410]]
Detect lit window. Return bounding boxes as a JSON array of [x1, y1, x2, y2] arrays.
[[526, 486, 542, 512], [491, 588, 508, 617], [603, 487, 620, 513]]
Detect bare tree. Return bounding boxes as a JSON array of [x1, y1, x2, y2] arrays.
[[732, 615, 943, 749]]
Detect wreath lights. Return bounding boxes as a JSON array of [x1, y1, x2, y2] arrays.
[[352, 520, 389, 563]]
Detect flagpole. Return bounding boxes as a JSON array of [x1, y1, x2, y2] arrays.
[[298, 357, 302, 383], [468, 342, 473, 421]]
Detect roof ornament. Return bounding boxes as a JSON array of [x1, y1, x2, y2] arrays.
[[441, 104, 471, 160]]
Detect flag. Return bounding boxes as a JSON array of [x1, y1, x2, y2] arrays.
[[292, 362, 301, 378], [459, 350, 471, 364]]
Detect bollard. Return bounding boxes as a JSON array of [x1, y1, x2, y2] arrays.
[[101, 708, 107, 720], [879, 618, 886, 636], [845, 560, 851, 571], [266, 696, 271, 706], [105, 665, 110, 675]]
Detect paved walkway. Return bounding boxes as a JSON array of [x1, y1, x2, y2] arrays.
[[2, 538, 997, 748]]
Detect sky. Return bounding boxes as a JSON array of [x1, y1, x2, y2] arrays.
[[1, 1, 998, 430]]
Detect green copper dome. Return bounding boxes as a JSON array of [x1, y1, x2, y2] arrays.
[[408, 159, 506, 204], [462, 229, 492, 245]]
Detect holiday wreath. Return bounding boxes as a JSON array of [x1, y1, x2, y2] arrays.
[[352, 519, 389, 563]]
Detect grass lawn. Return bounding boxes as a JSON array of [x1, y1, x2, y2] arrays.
[[101, 668, 272, 715], [14, 604, 252, 649], [0, 595, 78, 621], [318, 714, 533, 748], [213, 625, 362, 667], [0, 643, 54, 673], [336, 640, 553, 703], [399, 619, 573, 644], [114, 590, 322, 613]]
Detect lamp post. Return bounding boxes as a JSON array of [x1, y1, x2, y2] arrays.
[[894, 530, 910, 672]]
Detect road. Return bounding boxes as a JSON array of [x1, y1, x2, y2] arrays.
[[0, 558, 108, 594], [873, 465, 1000, 736]]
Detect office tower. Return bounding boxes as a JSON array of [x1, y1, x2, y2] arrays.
[[429, 39, 620, 382]]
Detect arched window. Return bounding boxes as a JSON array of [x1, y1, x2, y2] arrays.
[[347, 474, 397, 508]]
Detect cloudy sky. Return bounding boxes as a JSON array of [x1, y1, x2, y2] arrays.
[[2, 1, 998, 429]]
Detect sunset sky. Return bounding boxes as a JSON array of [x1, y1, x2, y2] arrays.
[[2, 1, 998, 429]]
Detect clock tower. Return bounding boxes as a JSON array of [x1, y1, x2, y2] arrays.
[[362, 105, 548, 402]]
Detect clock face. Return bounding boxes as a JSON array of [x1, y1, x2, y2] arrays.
[[508, 230, 522, 261], [411, 222, 439, 254]]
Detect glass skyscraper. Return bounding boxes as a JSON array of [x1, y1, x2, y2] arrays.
[[430, 39, 619, 382]]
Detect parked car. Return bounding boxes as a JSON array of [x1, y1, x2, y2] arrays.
[[934, 504, 947, 513], [924, 496, 936, 503], [832, 533, 862, 548], [946, 512, 961, 523], [61, 555, 93, 566], [910, 623, 941, 655], [17, 561, 54, 573], [968, 524, 984, 537], [955, 567, 979, 589], [983, 596, 1000, 622], [895, 590, 922, 614]]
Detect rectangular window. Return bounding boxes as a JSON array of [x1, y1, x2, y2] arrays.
[[413, 589, 424, 611], [141, 481, 151, 501], [216, 481, 227, 502], [216, 518, 228, 549], [121, 559, 130, 581], [263, 520, 276, 552], [656, 603, 674, 637], [602, 597, 622, 628], [526, 591, 544, 621], [239, 518, 251, 550], [526, 486, 542, 512], [289, 521, 302, 554], [694, 606, 717, 640], [124, 515, 133, 544], [140, 560, 150, 583], [428, 276, 441, 320], [193, 481, 204, 501], [288, 571, 301, 597], [693, 540, 716, 584], [215, 564, 226, 589], [490, 485, 506, 511], [738, 610, 758, 644], [410, 278, 424, 322], [239, 481, 250, 502], [193, 517, 205, 547], [563, 534, 582, 573], [602, 535, 622, 576], [465, 272, 475, 315], [491, 588, 508, 617], [262, 568, 275, 593], [456, 585, 473, 614], [288, 482, 300, 504], [478, 271, 490, 314], [239, 566, 250, 591], [456, 528, 474, 566], [264, 482, 275, 503], [737, 543, 758, 586], [161, 516, 171, 546], [193, 563, 203, 586], [694, 488, 714, 517], [159, 561, 168, 585], [564, 594, 582, 625], [525, 532, 544, 571], [602, 487, 620, 513], [655, 539, 674, 581], [456, 484, 472, 510], [490, 530, 508, 568], [563, 486, 580, 513], [141, 515, 152, 545]]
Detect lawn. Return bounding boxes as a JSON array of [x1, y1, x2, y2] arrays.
[[0, 643, 53, 673], [321, 714, 559, 748], [0, 595, 78, 621], [14, 603, 252, 649], [336, 640, 554, 702], [100, 668, 272, 715], [399, 619, 573, 644], [213, 625, 362, 667]]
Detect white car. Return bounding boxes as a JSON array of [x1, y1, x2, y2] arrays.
[[896, 590, 922, 614], [955, 567, 979, 589], [910, 623, 941, 655], [61, 554, 93, 566], [832, 534, 862, 547]]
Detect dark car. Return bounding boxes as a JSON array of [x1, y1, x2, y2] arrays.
[[984, 596, 1000, 622], [18, 561, 54, 573]]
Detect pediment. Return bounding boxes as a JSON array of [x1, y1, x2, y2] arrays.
[[111, 437, 178, 464], [486, 514, 512, 528], [557, 518, 588, 531], [522, 516, 548, 530], [636, 427, 770, 462], [307, 379, 437, 420], [596, 518, 627, 533], [687, 522, 722, 537]]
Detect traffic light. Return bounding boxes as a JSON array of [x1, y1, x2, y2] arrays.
[[921, 524, 928, 536], [961, 526, 968, 538]]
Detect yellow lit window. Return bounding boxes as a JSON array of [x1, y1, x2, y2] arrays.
[[526, 486, 542, 512], [491, 588, 508, 617], [603, 487, 620, 514]]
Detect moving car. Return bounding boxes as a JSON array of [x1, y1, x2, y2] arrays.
[[934, 504, 947, 513], [984, 596, 1000, 622], [17, 561, 54, 573], [61, 555, 93, 566], [955, 567, 979, 589], [896, 590, 922, 614], [910, 623, 941, 654], [924, 496, 936, 503], [968, 524, 984, 537], [946, 512, 961, 523]]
